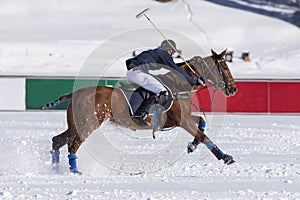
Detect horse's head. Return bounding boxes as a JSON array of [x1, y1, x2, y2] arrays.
[[187, 49, 237, 96]]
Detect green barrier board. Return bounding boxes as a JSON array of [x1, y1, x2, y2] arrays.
[[26, 79, 120, 109]]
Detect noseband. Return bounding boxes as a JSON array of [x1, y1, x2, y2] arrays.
[[215, 58, 238, 96], [215, 58, 227, 89]]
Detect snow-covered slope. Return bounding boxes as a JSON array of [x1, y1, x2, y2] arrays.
[[0, 0, 299, 78], [206, 0, 300, 27]]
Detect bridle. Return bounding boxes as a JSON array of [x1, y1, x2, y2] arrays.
[[173, 55, 236, 129], [188, 56, 235, 111], [201, 57, 227, 90], [215, 58, 237, 95], [175, 55, 236, 99], [193, 56, 237, 97]]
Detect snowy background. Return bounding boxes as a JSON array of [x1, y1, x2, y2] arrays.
[[0, 0, 299, 199], [206, 0, 300, 28], [0, 0, 300, 78]]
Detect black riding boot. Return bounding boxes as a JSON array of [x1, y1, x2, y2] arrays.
[[133, 95, 157, 127], [158, 91, 169, 106]]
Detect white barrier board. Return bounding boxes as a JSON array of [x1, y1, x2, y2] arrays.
[[0, 78, 25, 110]]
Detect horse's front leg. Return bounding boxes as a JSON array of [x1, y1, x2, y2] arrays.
[[183, 116, 235, 165], [187, 116, 206, 153]]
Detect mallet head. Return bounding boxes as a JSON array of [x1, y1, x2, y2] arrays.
[[136, 8, 150, 19]]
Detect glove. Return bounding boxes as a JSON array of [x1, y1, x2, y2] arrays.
[[191, 79, 199, 86], [195, 74, 205, 86]]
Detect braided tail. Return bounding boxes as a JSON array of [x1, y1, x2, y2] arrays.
[[42, 92, 73, 110]]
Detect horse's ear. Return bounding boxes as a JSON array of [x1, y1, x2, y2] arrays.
[[211, 49, 217, 56], [220, 49, 227, 58]]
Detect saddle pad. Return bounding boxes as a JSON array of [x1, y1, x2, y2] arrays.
[[118, 83, 173, 116]]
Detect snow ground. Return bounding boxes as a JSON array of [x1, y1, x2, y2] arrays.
[[0, 111, 299, 199]]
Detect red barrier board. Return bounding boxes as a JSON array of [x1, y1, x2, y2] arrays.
[[193, 88, 226, 112], [193, 80, 300, 113], [226, 82, 269, 112], [270, 82, 300, 113]]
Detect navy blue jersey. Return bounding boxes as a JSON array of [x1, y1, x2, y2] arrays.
[[126, 48, 196, 85]]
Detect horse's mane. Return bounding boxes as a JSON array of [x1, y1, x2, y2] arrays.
[[157, 64, 195, 92], [176, 56, 204, 67], [156, 56, 207, 92]]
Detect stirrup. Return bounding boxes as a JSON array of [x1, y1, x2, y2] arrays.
[[149, 104, 164, 139]]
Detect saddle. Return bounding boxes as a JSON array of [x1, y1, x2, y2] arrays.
[[117, 82, 173, 116]]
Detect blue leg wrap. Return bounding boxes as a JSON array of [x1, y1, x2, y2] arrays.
[[206, 141, 225, 160], [68, 154, 79, 173], [198, 121, 206, 131], [206, 141, 215, 148], [51, 150, 60, 173], [51, 150, 60, 164]]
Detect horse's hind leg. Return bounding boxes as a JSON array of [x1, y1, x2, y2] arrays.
[[51, 129, 74, 172], [51, 128, 83, 174], [52, 129, 74, 150], [66, 133, 83, 174]]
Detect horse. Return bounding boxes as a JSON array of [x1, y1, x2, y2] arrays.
[[46, 49, 237, 174]]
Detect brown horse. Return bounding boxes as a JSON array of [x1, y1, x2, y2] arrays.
[[47, 49, 237, 174]]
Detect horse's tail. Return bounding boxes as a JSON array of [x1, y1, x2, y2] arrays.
[[42, 92, 73, 110]]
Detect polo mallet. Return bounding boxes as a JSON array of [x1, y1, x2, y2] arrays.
[[136, 8, 203, 85]]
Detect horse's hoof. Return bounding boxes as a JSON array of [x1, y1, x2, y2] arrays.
[[223, 154, 235, 165], [52, 164, 60, 174], [187, 142, 197, 153], [70, 169, 82, 175]]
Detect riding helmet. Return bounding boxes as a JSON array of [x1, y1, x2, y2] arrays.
[[160, 39, 179, 52]]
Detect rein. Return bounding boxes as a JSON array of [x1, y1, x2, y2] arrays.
[[189, 56, 227, 90], [172, 84, 218, 111], [172, 85, 218, 133], [192, 87, 218, 111], [175, 55, 231, 110]]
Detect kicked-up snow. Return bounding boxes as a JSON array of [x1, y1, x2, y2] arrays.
[[0, 111, 299, 199]]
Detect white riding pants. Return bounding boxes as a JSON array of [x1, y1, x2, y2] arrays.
[[127, 69, 166, 95]]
